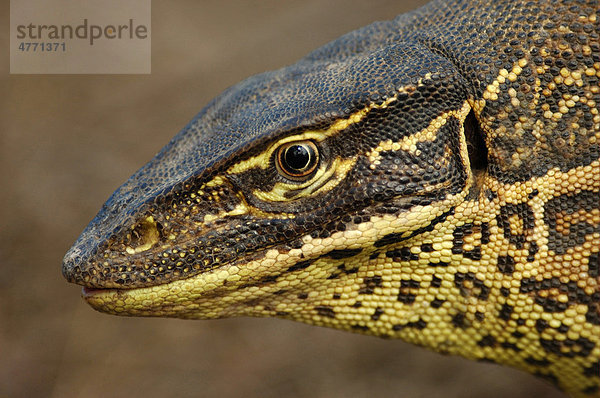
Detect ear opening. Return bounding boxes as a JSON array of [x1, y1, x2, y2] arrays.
[[463, 110, 488, 173]]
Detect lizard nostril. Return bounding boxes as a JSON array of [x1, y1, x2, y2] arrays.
[[126, 216, 161, 254]]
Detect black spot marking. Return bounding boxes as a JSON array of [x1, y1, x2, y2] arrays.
[[501, 341, 521, 352], [544, 190, 599, 254], [500, 287, 510, 297], [497, 255, 515, 274], [315, 305, 335, 318], [327, 263, 360, 280], [428, 261, 449, 267], [386, 247, 419, 261], [297, 292, 308, 300], [583, 385, 599, 395], [351, 301, 362, 308], [322, 248, 363, 259], [240, 272, 283, 288], [525, 357, 551, 367], [338, 263, 359, 275], [421, 243, 434, 252], [398, 279, 420, 304], [371, 307, 384, 320], [369, 251, 380, 260], [540, 336, 595, 358], [243, 298, 260, 307], [287, 260, 313, 272], [430, 275, 442, 288], [557, 323, 569, 333], [480, 222, 490, 244], [454, 272, 490, 300], [475, 311, 485, 322], [430, 298, 445, 308], [588, 251, 599, 278], [485, 189, 498, 201], [499, 303, 514, 321], [527, 241, 538, 262], [497, 202, 535, 249], [375, 208, 455, 247], [360, 275, 383, 294], [452, 312, 467, 329], [528, 189, 539, 199], [397, 292, 416, 304], [537, 297, 569, 312], [536, 319, 549, 333], [478, 335, 496, 347], [584, 361, 600, 378], [521, 277, 598, 313], [586, 305, 600, 325], [401, 279, 421, 288], [332, 293, 341, 300], [393, 318, 427, 331], [260, 274, 279, 283], [351, 324, 370, 331], [452, 223, 484, 260], [276, 311, 289, 316]]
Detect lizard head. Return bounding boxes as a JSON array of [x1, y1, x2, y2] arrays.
[[62, 3, 600, 396], [63, 37, 480, 333]]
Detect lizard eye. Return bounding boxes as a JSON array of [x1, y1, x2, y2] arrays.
[[276, 140, 319, 180]]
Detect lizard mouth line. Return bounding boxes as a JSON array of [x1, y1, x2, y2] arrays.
[[82, 286, 130, 298]]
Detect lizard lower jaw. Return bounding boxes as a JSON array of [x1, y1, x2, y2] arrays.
[[80, 286, 144, 316]]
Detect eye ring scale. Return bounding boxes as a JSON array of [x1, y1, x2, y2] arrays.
[[276, 140, 320, 180]]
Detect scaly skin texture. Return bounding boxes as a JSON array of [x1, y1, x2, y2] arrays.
[[62, 0, 600, 396]]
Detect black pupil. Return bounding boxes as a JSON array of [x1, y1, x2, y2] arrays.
[[284, 144, 311, 171]]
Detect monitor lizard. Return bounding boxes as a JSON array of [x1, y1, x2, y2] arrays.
[[62, 0, 600, 396]]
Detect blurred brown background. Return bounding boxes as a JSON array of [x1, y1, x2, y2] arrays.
[[1, 1, 566, 397]]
